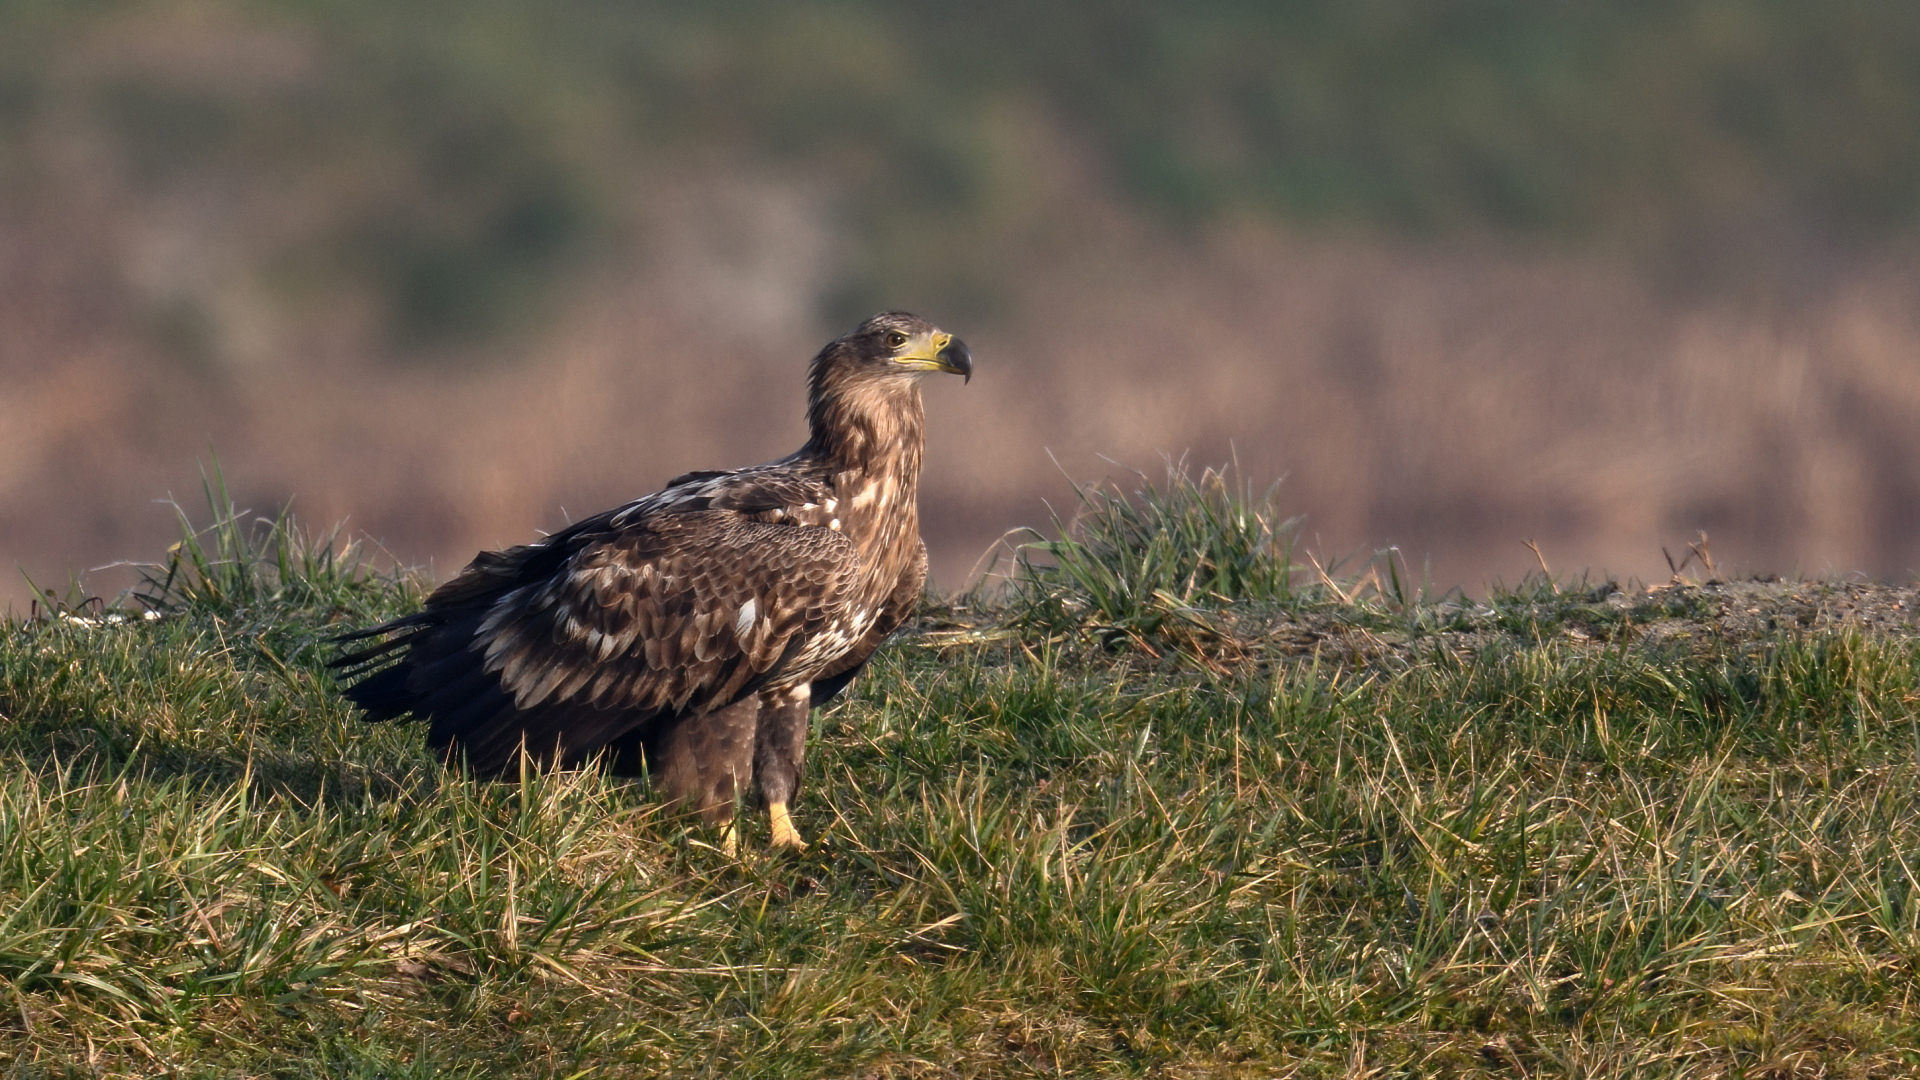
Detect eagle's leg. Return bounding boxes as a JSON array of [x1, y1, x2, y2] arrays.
[[655, 695, 760, 839], [768, 802, 802, 849], [753, 685, 813, 848]]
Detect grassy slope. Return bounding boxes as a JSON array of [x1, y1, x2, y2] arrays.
[[3, 479, 1920, 1078]]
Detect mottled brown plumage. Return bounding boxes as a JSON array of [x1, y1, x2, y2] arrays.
[[333, 312, 970, 848]]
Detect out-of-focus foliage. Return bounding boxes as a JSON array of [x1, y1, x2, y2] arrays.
[[4, 0, 1917, 344]]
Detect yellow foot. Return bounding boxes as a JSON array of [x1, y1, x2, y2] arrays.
[[719, 823, 738, 858], [768, 802, 806, 850]]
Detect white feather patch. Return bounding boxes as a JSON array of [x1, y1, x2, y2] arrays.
[[735, 598, 758, 638]]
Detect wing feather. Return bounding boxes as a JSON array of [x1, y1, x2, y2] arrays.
[[335, 459, 867, 775], [479, 510, 856, 711]]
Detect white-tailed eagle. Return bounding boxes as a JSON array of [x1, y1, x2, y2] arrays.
[[333, 312, 971, 850]]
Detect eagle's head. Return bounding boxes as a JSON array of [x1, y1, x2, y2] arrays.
[[820, 311, 971, 386], [805, 311, 970, 467]]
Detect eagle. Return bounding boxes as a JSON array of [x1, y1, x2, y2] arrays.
[[332, 312, 971, 851]]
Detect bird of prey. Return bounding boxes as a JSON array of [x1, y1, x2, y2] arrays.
[[333, 312, 971, 851]]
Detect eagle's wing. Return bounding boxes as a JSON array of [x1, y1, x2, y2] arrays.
[[478, 511, 855, 714], [340, 468, 860, 773]]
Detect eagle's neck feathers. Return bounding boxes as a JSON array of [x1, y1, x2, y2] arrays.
[[801, 355, 925, 565]]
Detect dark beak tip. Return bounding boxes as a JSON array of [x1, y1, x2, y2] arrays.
[[941, 338, 973, 383]]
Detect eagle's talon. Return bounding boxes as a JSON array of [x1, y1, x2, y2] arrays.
[[769, 802, 806, 850]]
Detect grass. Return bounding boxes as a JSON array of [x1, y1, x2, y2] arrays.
[[3, 474, 1920, 1076], [1013, 460, 1306, 643]]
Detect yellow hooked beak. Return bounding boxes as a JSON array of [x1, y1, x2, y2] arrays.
[[893, 330, 973, 382]]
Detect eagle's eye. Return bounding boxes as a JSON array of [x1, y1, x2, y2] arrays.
[[885, 330, 908, 349]]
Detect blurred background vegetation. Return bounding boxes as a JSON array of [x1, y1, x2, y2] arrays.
[[7, 0, 1918, 346], [5, 0, 1920, 603]]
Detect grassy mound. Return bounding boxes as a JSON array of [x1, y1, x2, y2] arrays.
[[4, 471, 1920, 1076]]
